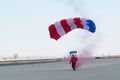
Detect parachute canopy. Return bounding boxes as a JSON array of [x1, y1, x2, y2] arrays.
[[69, 50, 77, 55], [48, 17, 96, 40]]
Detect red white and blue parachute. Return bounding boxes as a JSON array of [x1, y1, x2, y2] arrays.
[[48, 17, 96, 40]]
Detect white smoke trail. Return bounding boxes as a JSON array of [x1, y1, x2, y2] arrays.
[[62, 0, 88, 17]]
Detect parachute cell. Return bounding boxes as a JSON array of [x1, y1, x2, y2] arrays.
[[48, 17, 96, 40]]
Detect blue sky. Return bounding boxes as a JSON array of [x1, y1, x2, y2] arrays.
[[0, 0, 120, 58]]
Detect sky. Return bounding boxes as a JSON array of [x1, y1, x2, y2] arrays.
[[0, 0, 120, 58]]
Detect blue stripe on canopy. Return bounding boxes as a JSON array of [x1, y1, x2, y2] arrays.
[[69, 51, 77, 54]]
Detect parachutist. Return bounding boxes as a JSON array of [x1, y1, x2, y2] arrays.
[[69, 55, 78, 71]]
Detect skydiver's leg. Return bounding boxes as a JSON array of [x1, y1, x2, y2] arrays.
[[72, 62, 76, 71], [72, 63, 74, 70]]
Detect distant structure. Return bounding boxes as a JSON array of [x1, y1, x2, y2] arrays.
[[95, 53, 120, 59], [13, 53, 18, 59]]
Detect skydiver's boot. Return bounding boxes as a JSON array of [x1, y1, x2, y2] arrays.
[[73, 67, 76, 71]]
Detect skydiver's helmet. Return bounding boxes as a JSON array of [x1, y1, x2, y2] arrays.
[[72, 55, 75, 57]]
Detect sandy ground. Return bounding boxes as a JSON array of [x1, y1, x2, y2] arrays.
[[0, 58, 120, 80]]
